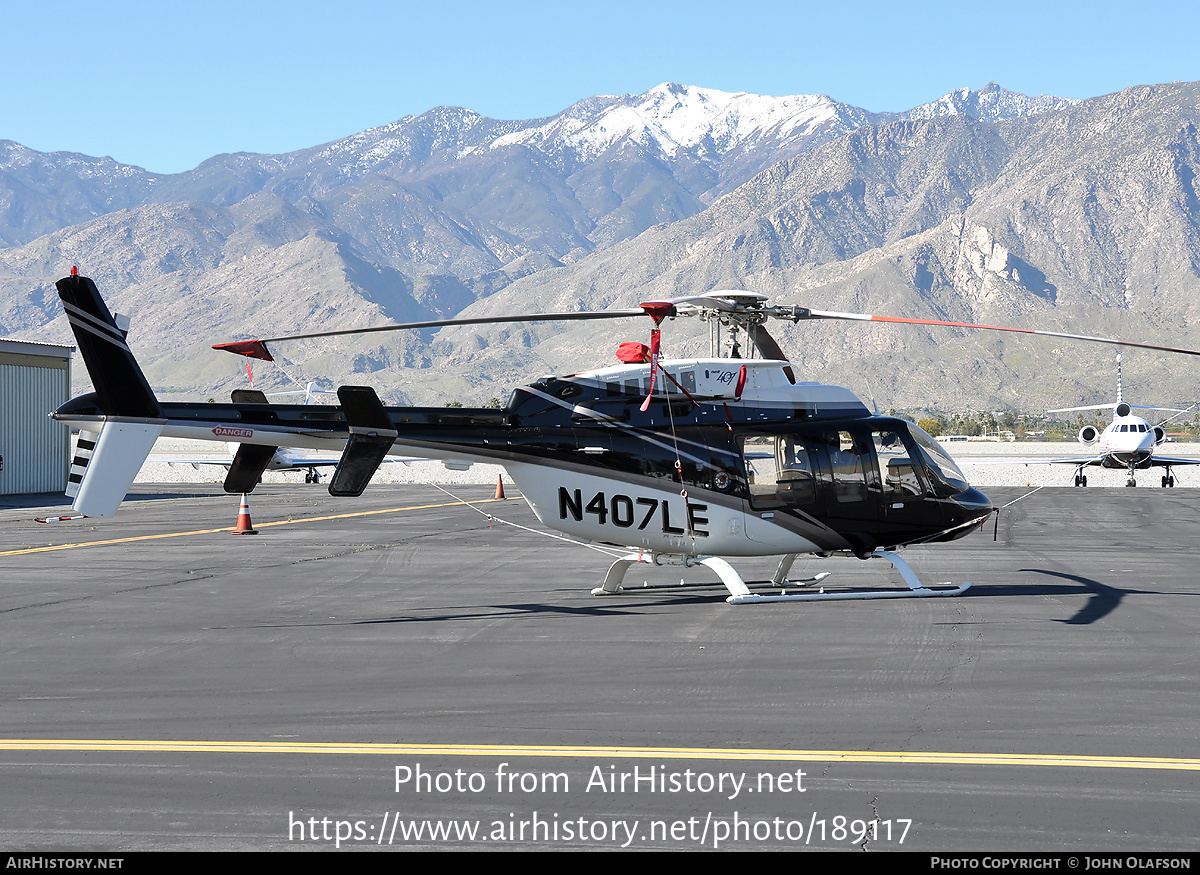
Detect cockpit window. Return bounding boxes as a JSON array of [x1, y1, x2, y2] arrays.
[[872, 430, 925, 497], [906, 424, 969, 495]]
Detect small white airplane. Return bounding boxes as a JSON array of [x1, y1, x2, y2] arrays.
[[1036, 357, 1199, 487], [163, 443, 355, 484]]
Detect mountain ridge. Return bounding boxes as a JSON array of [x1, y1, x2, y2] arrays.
[[5, 80, 1197, 416]]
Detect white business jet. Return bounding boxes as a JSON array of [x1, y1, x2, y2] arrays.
[[1041, 357, 1198, 487]]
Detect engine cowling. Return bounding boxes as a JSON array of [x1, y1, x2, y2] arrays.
[[1078, 425, 1100, 445], [1153, 426, 1167, 446]]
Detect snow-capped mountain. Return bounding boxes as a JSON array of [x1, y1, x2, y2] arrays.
[[14, 78, 1177, 412], [490, 83, 870, 160], [901, 81, 1075, 122], [0, 81, 1077, 262], [275, 82, 1075, 197]]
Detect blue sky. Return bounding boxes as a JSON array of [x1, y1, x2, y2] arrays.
[[3, 0, 1197, 174]]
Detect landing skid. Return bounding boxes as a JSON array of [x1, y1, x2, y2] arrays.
[[591, 551, 972, 605]]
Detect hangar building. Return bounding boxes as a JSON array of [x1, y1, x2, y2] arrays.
[[0, 338, 73, 495]]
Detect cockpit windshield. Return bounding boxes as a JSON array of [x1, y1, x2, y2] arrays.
[[906, 424, 970, 495]]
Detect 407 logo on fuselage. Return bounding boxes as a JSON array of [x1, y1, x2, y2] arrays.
[[558, 487, 710, 538]]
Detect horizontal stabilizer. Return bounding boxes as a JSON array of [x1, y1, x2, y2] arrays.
[[231, 389, 270, 404], [1047, 402, 1190, 415], [329, 386, 398, 497], [223, 444, 279, 494], [72, 421, 164, 517]]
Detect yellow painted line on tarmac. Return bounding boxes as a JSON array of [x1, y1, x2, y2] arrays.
[[0, 498, 506, 557], [1, 739, 1199, 772]]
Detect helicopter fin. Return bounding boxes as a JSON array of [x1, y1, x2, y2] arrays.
[[224, 444, 279, 494], [55, 270, 165, 517], [231, 388, 270, 404], [328, 386, 398, 497], [56, 270, 160, 419]]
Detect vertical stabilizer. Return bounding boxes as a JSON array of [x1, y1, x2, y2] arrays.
[[55, 271, 164, 516], [56, 271, 160, 419], [72, 421, 164, 517]]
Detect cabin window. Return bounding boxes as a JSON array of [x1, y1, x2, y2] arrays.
[[741, 434, 818, 509], [822, 430, 870, 504]]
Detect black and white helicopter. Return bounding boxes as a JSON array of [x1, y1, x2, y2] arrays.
[[1036, 356, 1200, 487], [50, 269, 1200, 605]]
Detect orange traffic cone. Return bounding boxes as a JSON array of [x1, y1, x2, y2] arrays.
[[494, 474, 506, 501], [231, 493, 258, 535]]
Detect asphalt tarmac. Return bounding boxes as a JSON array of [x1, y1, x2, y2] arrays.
[[1, 483, 1199, 852]]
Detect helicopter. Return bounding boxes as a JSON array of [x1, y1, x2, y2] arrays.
[[49, 269, 1200, 605]]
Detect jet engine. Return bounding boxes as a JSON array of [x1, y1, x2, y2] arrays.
[[1153, 426, 1167, 445], [1078, 425, 1100, 445]]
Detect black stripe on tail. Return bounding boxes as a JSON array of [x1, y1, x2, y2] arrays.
[[56, 273, 161, 419]]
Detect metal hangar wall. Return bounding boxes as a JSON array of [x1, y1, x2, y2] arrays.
[[0, 339, 73, 495]]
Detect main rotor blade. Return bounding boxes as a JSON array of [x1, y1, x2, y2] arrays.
[[793, 308, 1200, 358], [213, 308, 649, 360]]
